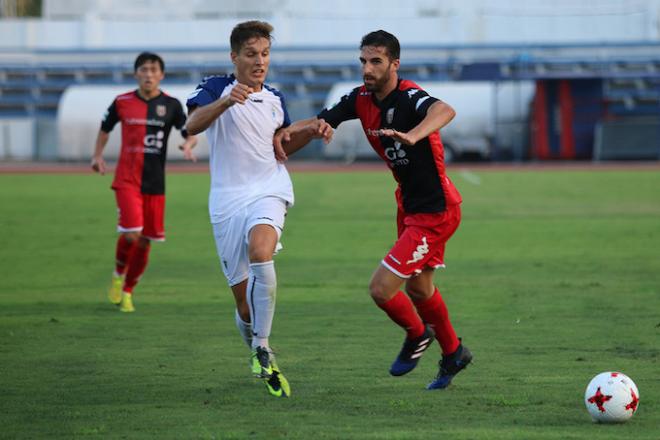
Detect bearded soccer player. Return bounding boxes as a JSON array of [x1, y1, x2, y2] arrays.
[[92, 52, 198, 313], [276, 30, 472, 390], [185, 21, 332, 397]]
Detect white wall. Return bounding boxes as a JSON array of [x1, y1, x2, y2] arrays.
[[0, 0, 657, 49], [0, 119, 34, 160]]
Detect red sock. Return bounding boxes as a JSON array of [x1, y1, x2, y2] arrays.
[[115, 235, 137, 275], [414, 288, 460, 355], [377, 291, 425, 339], [123, 241, 151, 293]]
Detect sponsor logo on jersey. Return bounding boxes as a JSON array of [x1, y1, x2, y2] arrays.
[[366, 128, 381, 138], [142, 130, 165, 153], [156, 105, 166, 117], [406, 236, 429, 264], [385, 141, 409, 166], [125, 118, 165, 127]]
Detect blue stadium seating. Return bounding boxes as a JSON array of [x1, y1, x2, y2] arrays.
[[1, 42, 659, 119]]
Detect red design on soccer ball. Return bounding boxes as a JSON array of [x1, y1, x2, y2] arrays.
[[625, 389, 639, 413], [587, 387, 613, 413]]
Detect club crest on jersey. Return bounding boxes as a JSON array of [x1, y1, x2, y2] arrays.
[[156, 105, 166, 117], [386, 108, 395, 124]]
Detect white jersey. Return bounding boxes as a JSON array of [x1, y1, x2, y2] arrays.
[[187, 74, 294, 223]]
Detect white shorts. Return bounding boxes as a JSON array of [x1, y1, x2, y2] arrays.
[[212, 196, 287, 286]]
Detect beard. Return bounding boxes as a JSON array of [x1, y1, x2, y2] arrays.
[[363, 74, 390, 92], [363, 66, 392, 92]]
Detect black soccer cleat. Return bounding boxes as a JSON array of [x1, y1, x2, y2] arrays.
[[426, 341, 472, 390], [389, 325, 435, 376]]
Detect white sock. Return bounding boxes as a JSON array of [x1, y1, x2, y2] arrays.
[[247, 261, 277, 350], [234, 309, 252, 348]]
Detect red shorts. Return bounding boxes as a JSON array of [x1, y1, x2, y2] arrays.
[[382, 203, 461, 278], [114, 188, 165, 241]]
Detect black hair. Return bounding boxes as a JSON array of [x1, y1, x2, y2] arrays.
[[360, 30, 400, 60], [134, 52, 165, 72]]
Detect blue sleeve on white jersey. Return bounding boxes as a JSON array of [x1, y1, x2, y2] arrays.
[[186, 75, 234, 111], [265, 84, 290, 128]]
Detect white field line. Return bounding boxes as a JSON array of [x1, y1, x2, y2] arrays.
[[458, 169, 482, 185]]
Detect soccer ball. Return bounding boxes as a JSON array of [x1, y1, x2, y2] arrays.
[[584, 372, 640, 423]]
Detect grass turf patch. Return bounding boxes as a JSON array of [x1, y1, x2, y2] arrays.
[[0, 168, 658, 439]]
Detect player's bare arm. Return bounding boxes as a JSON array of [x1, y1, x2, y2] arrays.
[[91, 129, 110, 175], [273, 118, 333, 161], [380, 100, 456, 146], [186, 83, 254, 135]]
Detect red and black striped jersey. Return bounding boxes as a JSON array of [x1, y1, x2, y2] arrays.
[[318, 79, 461, 214], [101, 90, 187, 195]]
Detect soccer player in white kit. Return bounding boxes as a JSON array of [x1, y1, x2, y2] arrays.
[[186, 21, 332, 397]]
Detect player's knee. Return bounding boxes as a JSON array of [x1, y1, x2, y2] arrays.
[[137, 236, 151, 249], [123, 231, 140, 242], [369, 277, 389, 303], [405, 285, 429, 302], [248, 247, 273, 263]]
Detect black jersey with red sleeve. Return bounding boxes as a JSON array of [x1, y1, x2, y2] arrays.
[[318, 79, 461, 214], [101, 90, 187, 195]]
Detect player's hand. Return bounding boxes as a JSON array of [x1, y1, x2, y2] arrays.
[[179, 135, 198, 162], [311, 118, 334, 144], [179, 144, 197, 162], [379, 129, 417, 146], [91, 156, 107, 175], [273, 127, 291, 162], [227, 83, 254, 106]]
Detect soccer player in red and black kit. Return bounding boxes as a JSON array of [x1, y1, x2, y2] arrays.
[[91, 52, 198, 313], [276, 30, 472, 389]]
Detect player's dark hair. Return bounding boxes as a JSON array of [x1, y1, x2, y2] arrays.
[[360, 30, 400, 60], [134, 52, 165, 72], [230, 20, 274, 53]]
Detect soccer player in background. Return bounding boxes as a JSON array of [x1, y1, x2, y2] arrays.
[[185, 21, 332, 397], [276, 30, 472, 390], [92, 51, 198, 313]]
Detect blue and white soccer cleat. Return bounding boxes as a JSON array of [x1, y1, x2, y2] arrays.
[[389, 325, 435, 376], [426, 342, 472, 390]]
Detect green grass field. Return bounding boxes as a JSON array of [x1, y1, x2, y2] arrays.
[[1, 166, 659, 439]]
